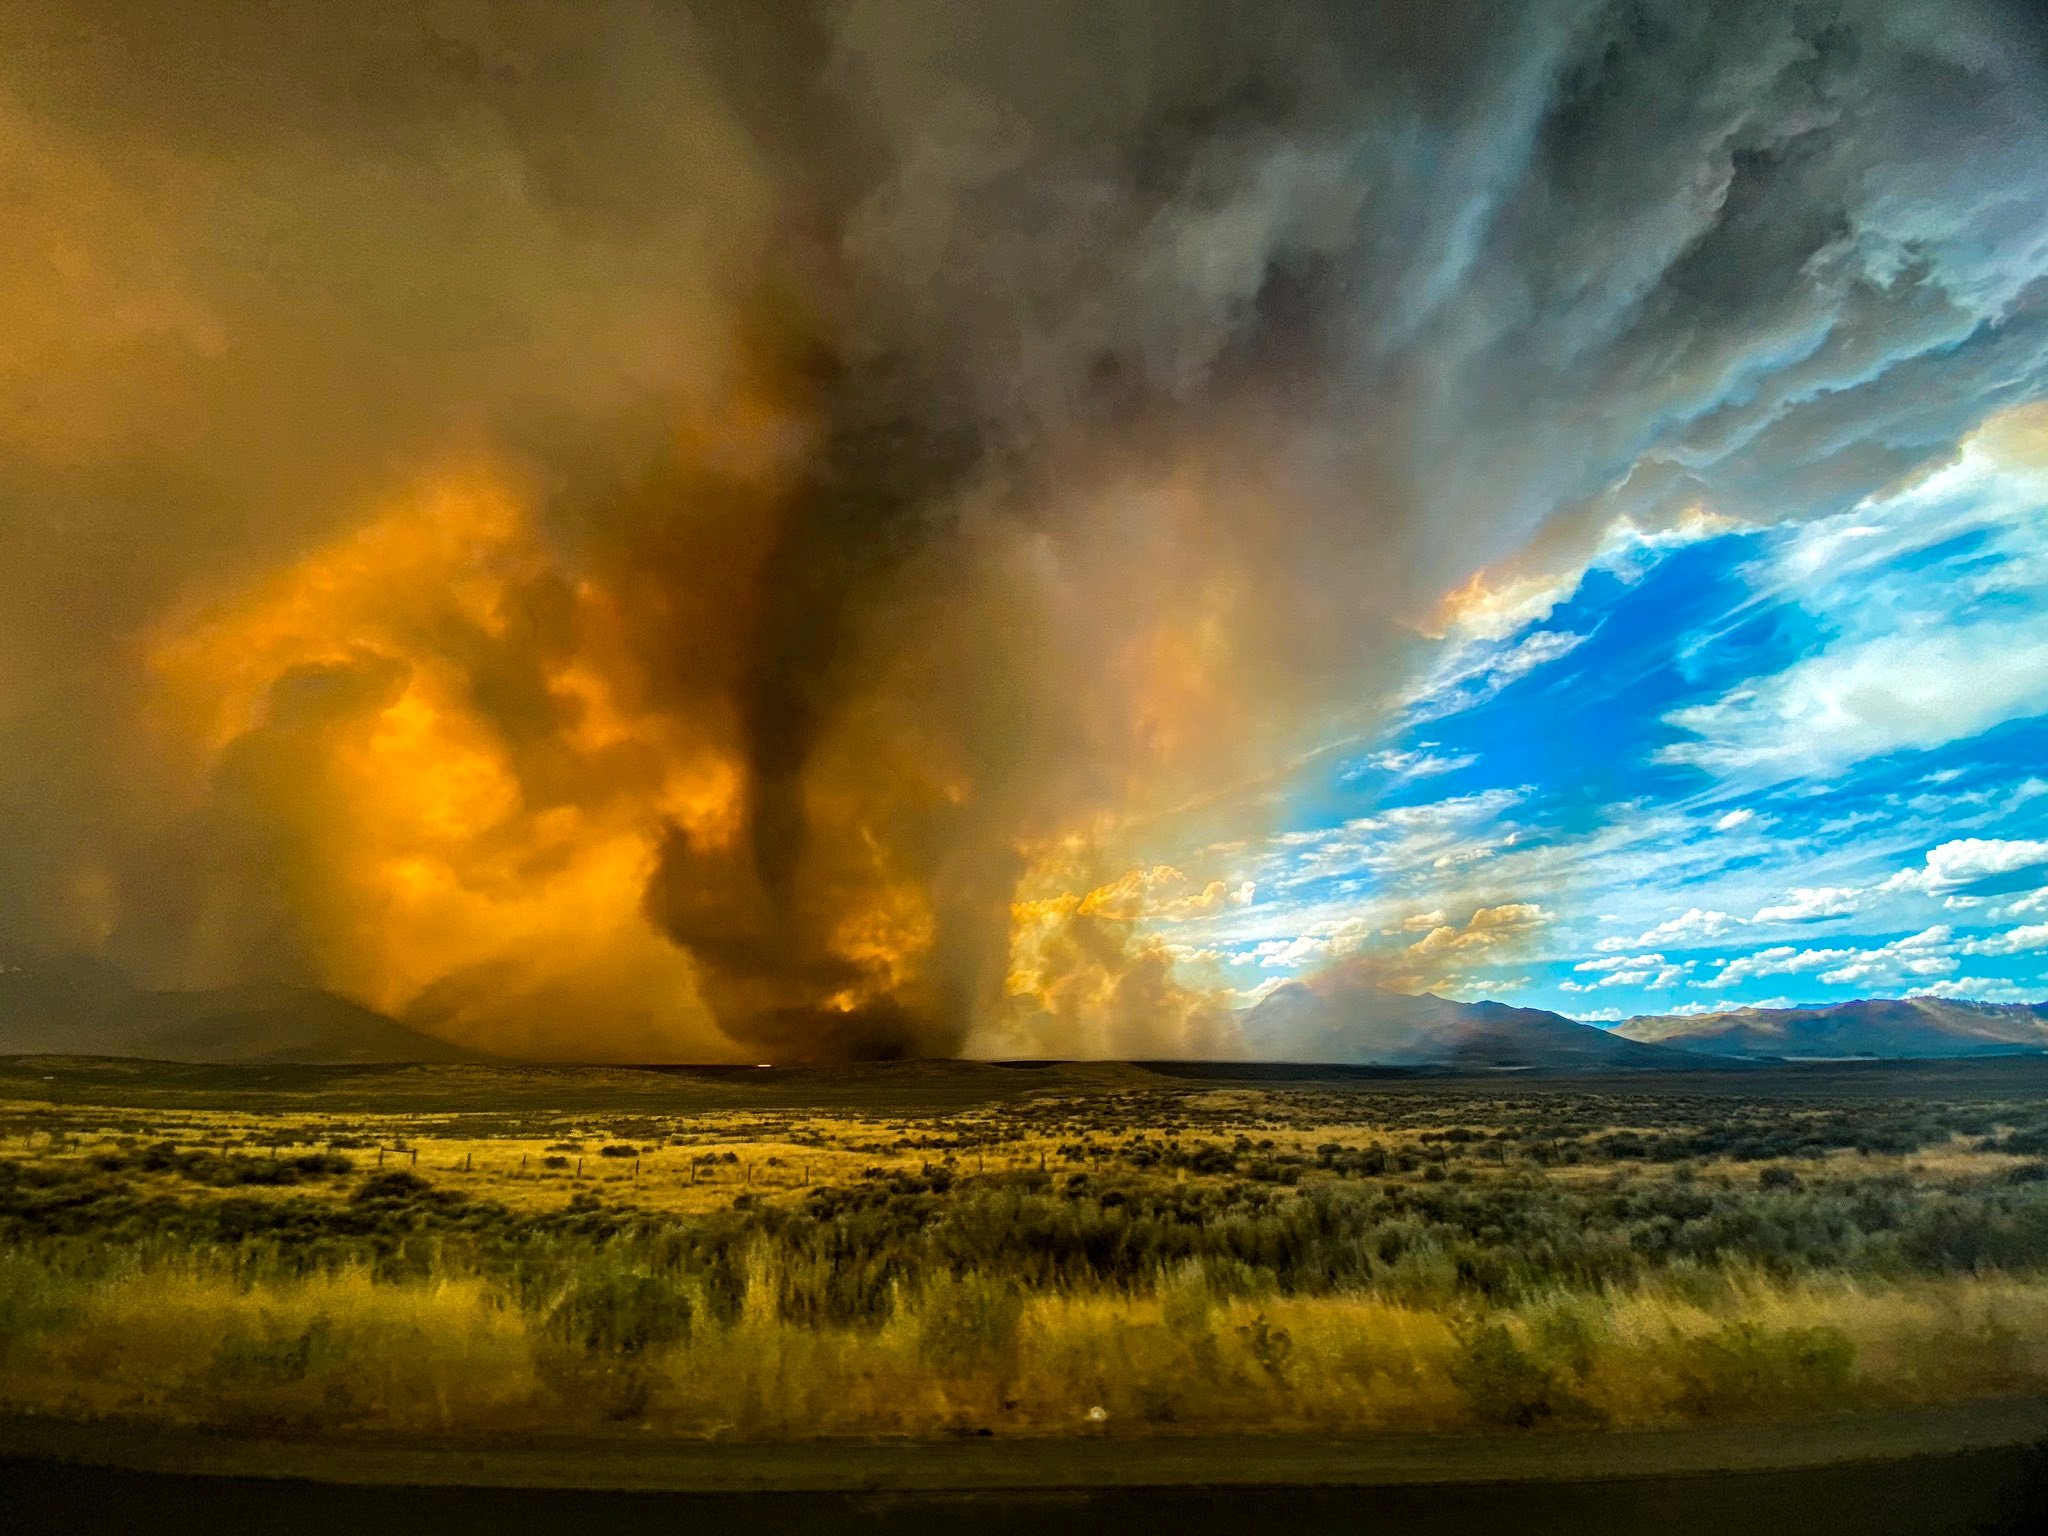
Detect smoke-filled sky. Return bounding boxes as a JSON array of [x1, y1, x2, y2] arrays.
[[4, 0, 2048, 1061]]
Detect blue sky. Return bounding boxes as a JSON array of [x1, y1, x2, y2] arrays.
[[1148, 410, 2048, 1023]]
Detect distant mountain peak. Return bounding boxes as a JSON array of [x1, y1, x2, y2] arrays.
[[1615, 996, 2048, 1060], [1242, 981, 1704, 1070]]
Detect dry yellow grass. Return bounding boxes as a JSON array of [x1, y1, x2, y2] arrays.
[[9, 1070, 2046, 1443], [5, 1255, 2045, 1441]]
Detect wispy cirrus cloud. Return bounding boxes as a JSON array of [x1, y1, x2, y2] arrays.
[[1662, 621, 2048, 779], [1342, 744, 1480, 783]]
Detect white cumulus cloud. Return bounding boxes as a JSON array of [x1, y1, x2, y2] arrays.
[[1638, 909, 1740, 945], [1703, 925, 1955, 987], [1960, 923, 2048, 957], [1753, 886, 1864, 923], [1885, 838, 2048, 895]]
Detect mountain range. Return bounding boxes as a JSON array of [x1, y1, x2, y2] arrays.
[[0, 957, 480, 1064], [1238, 982, 1707, 1070], [1615, 997, 2048, 1060], [2, 954, 2043, 1068]]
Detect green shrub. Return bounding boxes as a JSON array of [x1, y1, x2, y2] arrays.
[[1235, 1312, 1294, 1383], [349, 1170, 446, 1205], [0, 1252, 71, 1356], [550, 1272, 692, 1356], [210, 1318, 334, 1388], [917, 1273, 1024, 1371], [1674, 1322, 1856, 1416], [1452, 1321, 1569, 1427], [1527, 1297, 1602, 1382]]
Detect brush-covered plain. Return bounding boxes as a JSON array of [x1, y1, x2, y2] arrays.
[[2, 1058, 2046, 1443]]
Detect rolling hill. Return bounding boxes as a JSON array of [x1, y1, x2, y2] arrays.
[[1614, 997, 2048, 1060], [0, 957, 483, 1064], [1242, 982, 1708, 1069]]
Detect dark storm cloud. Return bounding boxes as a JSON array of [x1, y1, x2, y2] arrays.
[[2, 0, 2045, 1059]]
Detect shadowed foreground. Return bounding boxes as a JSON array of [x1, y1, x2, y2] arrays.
[[2, 1403, 2046, 1536]]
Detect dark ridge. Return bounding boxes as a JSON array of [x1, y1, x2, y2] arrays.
[[0, 959, 486, 1066], [1130, 1060, 1434, 1082]]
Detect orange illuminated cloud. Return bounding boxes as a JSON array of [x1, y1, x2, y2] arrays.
[[144, 465, 742, 1058]]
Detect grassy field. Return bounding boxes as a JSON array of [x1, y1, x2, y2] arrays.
[[3, 1056, 2046, 1442]]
